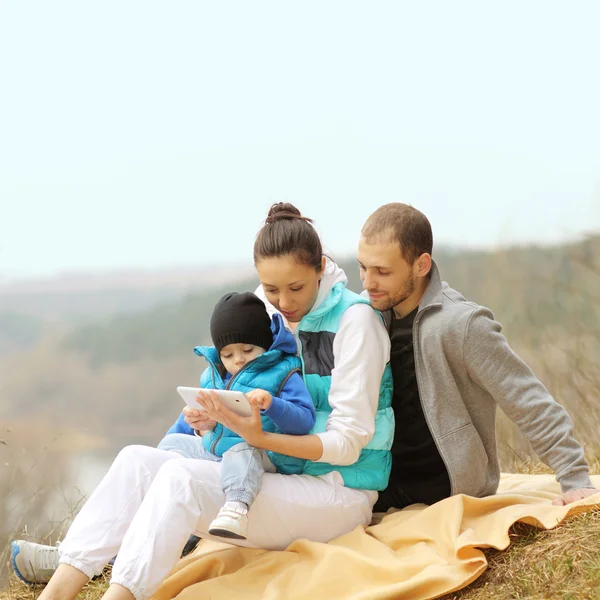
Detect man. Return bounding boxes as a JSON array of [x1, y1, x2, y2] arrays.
[[357, 202, 598, 512]]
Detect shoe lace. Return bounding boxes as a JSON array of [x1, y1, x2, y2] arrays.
[[37, 546, 59, 571]]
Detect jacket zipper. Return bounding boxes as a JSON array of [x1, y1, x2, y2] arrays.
[[411, 304, 454, 495]]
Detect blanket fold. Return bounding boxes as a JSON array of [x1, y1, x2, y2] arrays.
[[153, 474, 600, 600]]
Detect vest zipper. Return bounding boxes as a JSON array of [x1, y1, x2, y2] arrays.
[[210, 358, 257, 454], [210, 425, 223, 454], [290, 317, 307, 377], [224, 360, 253, 390], [294, 333, 306, 378]]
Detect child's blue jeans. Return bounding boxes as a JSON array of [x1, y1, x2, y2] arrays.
[[157, 433, 276, 507]]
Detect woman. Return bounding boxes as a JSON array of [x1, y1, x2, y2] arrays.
[[35, 203, 393, 600]]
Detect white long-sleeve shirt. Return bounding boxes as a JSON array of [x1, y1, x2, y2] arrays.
[[256, 259, 390, 466]]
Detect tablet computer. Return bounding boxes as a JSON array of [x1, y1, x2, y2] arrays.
[[176, 386, 252, 417]]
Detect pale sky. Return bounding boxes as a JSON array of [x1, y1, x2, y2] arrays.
[[1, 1, 599, 282]]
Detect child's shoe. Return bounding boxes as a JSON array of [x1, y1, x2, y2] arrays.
[[208, 501, 249, 540]]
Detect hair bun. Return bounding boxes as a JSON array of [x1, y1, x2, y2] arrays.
[[254, 202, 322, 270], [266, 202, 311, 224]]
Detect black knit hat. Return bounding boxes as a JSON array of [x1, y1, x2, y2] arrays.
[[210, 292, 273, 354]]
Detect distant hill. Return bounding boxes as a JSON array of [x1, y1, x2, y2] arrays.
[[0, 263, 253, 354], [0, 312, 47, 357], [60, 234, 600, 367], [62, 275, 258, 366], [0, 263, 253, 321]]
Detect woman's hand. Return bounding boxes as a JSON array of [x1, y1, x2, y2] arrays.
[[182, 405, 217, 432], [195, 390, 323, 460], [195, 390, 266, 447]]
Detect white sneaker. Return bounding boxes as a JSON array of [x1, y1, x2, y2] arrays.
[[11, 540, 60, 584], [208, 502, 249, 540]]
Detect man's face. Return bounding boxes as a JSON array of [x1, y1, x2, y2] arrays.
[[357, 236, 416, 312]]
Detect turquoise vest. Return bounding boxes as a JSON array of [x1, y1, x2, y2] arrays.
[[195, 346, 304, 475], [298, 283, 394, 491]]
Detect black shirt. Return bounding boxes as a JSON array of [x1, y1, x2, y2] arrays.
[[375, 307, 451, 512]]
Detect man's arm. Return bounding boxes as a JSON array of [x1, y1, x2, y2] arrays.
[[463, 306, 594, 494]]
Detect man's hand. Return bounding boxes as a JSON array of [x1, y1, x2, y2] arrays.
[[246, 389, 272, 410], [182, 405, 217, 433], [552, 487, 600, 506]]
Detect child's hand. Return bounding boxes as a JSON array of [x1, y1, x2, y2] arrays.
[[198, 421, 217, 434], [246, 389, 272, 410], [183, 405, 217, 433]]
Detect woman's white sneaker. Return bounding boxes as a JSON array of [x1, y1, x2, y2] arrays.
[[11, 540, 59, 584], [208, 502, 249, 539]]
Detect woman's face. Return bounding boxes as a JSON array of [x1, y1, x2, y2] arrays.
[[256, 255, 324, 323]]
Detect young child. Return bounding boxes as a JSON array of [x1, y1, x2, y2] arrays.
[[158, 291, 316, 540]]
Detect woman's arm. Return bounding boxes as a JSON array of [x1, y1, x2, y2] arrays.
[[191, 391, 324, 459], [195, 303, 390, 464]]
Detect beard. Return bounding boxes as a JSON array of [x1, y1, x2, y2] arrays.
[[368, 275, 416, 313]]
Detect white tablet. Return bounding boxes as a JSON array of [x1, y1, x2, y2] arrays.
[[176, 386, 253, 417]]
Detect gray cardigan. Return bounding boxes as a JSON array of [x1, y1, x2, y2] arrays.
[[367, 261, 592, 496]]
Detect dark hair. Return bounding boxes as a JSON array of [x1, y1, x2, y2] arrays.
[[253, 202, 323, 271], [362, 203, 433, 263]]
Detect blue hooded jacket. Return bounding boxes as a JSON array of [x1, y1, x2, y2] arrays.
[[166, 314, 316, 474]]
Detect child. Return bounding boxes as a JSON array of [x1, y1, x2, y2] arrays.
[[158, 291, 315, 540]]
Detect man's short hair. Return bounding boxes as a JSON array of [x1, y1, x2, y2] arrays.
[[362, 203, 433, 263]]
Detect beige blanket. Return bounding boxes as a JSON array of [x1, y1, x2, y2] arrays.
[[154, 474, 600, 600]]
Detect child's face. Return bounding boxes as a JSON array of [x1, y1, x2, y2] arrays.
[[219, 343, 267, 376]]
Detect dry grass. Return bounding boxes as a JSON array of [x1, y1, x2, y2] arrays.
[[2, 464, 599, 600], [441, 511, 600, 600], [1, 569, 111, 600]]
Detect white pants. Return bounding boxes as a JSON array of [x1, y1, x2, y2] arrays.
[[58, 445, 377, 600]]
